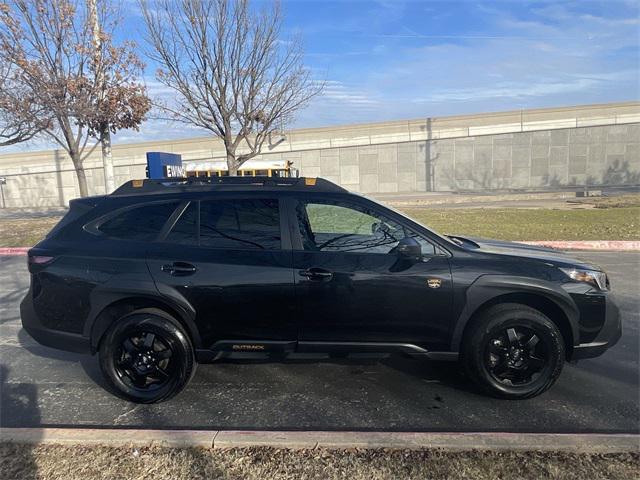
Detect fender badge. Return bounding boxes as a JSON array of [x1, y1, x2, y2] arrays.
[[427, 278, 442, 289]]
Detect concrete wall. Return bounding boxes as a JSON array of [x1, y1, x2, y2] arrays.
[[0, 102, 638, 207], [279, 123, 639, 194]]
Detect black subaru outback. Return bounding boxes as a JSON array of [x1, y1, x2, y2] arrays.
[[21, 177, 621, 403]]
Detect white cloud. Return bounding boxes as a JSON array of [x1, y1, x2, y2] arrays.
[[331, 3, 640, 120], [321, 80, 379, 106], [579, 13, 640, 27], [414, 72, 637, 104]]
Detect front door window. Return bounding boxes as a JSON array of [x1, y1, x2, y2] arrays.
[[296, 200, 435, 255]]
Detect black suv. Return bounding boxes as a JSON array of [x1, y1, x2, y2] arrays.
[[21, 177, 621, 403]]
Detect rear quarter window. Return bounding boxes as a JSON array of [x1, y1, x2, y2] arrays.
[[47, 205, 91, 238], [97, 202, 180, 241]]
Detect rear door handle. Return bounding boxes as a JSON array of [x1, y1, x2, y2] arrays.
[[161, 262, 197, 276], [299, 268, 333, 281]]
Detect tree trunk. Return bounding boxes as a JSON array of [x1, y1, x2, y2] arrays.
[[100, 123, 116, 193], [71, 152, 89, 197], [227, 152, 239, 176]]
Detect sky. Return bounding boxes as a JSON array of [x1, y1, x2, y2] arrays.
[[5, 0, 640, 152]]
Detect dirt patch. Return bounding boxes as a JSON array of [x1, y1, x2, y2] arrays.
[[1, 443, 638, 480], [583, 193, 640, 209]]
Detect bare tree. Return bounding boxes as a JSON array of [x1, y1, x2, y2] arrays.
[[142, 0, 322, 175], [0, 0, 150, 196], [0, 57, 49, 147]]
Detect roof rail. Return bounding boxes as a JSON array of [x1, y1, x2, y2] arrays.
[[111, 176, 347, 196]]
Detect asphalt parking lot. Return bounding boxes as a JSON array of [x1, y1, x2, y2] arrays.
[[1, 252, 638, 433]]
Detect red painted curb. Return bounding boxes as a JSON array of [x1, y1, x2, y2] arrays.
[[522, 241, 640, 251], [0, 247, 30, 255], [1, 242, 638, 256]]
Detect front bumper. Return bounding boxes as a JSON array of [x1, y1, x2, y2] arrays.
[[20, 290, 91, 354], [571, 293, 622, 360]]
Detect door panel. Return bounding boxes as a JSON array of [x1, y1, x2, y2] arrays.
[[291, 197, 453, 350], [147, 197, 295, 349], [294, 251, 452, 349], [148, 246, 295, 348]]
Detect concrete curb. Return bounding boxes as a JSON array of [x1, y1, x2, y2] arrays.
[[1, 242, 639, 256], [1, 428, 638, 453]]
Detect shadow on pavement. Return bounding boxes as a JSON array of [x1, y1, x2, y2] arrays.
[[16, 328, 108, 391], [219, 354, 474, 390], [0, 257, 28, 326], [0, 365, 41, 480]]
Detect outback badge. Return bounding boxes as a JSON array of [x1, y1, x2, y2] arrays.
[[427, 278, 442, 289]]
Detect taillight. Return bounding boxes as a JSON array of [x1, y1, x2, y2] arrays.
[[28, 255, 55, 265]]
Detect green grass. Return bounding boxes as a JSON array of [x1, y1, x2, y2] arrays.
[[0, 217, 60, 248], [397, 207, 640, 241], [0, 204, 638, 248], [305, 203, 640, 242]]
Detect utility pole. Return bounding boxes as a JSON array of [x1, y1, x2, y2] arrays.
[[87, 0, 116, 194]]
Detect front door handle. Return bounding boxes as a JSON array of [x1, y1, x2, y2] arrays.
[[299, 267, 333, 281], [161, 262, 197, 276]]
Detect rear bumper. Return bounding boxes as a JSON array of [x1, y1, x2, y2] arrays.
[[571, 294, 622, 360], [20, 291, 91, 354]]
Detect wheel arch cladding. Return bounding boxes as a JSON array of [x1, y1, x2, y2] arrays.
[[88, 296, 202, 353], [452, 276, 579, 358]]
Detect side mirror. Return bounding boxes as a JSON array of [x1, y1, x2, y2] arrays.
[[396, 237, 422, 259]]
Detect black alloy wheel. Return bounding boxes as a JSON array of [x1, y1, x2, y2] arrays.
[[485, 326, 549, 386], [99, 309, 196, 403], [462, 303, 565, 399], [115, 331, 174, 391]]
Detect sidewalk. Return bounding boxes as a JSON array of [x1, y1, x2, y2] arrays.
[[0, 207, 67, 220], [372, 185, 639, 206], [372, 190, 582, 206]]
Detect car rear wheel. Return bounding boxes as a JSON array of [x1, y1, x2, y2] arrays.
[[99, 309, 195, 403], [461, 303, 565, 399]]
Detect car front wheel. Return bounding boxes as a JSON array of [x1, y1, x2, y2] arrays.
[[99, 309, 196, 403], [462, 303, 565, 399]]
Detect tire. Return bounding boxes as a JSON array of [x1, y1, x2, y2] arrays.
[[461, 303, 565, 399], [99, 308, 196, 403]]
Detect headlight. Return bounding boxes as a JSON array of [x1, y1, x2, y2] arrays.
[[560, 268, 609, 291]]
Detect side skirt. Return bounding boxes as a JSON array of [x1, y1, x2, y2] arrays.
[[195, 340, 458, 363]]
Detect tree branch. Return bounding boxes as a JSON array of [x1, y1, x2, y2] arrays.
[[141, 0, 323, 174]]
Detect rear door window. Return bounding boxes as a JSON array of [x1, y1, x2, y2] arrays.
[[165, 198, 282, 250], [199, 199, 281, 250], [166, 202, 198, 245], [98, 202, 179, 241]]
